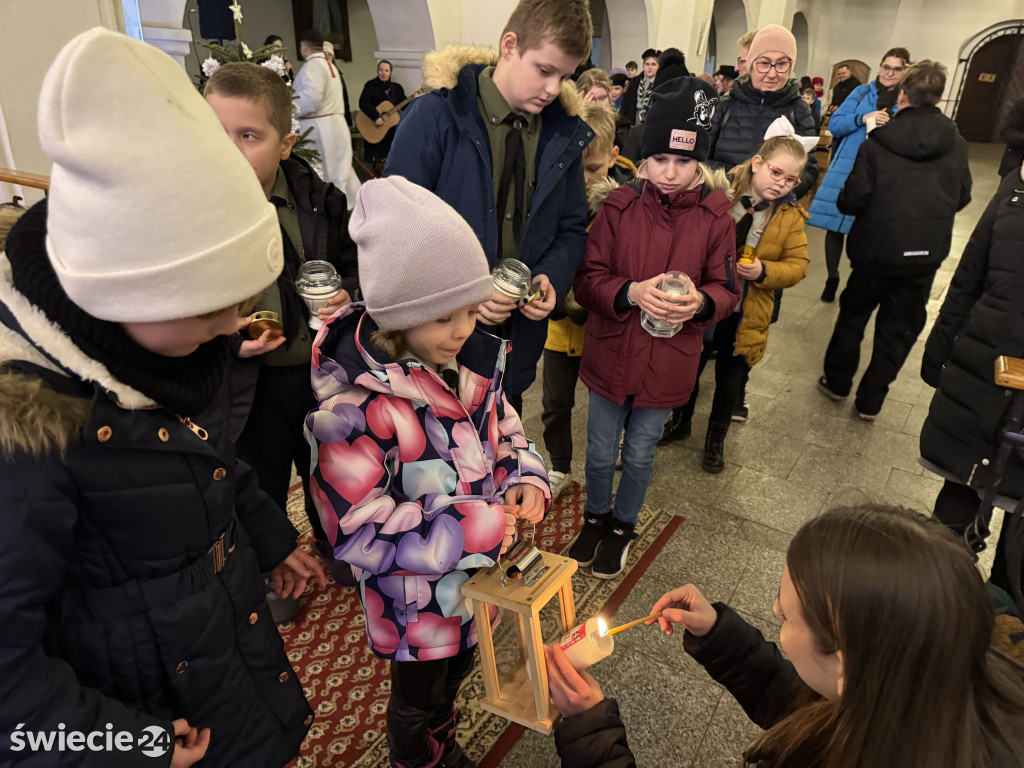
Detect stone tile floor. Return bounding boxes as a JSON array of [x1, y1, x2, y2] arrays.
[[499, 143, 1008, 767]]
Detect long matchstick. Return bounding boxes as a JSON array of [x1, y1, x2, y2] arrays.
[[605, 610, 665, 636]]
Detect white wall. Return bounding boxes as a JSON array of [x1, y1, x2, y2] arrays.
[[0, 0, 125, 205], [346, 0, 383, 96]]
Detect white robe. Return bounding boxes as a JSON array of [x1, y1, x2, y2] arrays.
[[293, 53, 361, 208]]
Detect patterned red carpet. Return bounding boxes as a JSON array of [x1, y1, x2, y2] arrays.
[[281, 483, 683, 767]]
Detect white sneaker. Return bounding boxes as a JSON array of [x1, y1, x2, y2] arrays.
[[548, 470, 572, 501]]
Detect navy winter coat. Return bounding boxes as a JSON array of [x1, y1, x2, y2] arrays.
[[384, 47, 591, 396], [0, 206, 313, 766]]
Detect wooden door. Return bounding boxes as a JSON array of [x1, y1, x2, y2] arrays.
[[956, 34, 1022, 142]]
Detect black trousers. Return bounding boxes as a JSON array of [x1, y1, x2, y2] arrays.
[[824, 230, 846, 280], [823, 269, 934, 415], [236, 363, 326, 542], [387, 646, 477, 764], [933, 479, 1016, 593], [541, 349, 582, 473], [677, 313, 750, 428]]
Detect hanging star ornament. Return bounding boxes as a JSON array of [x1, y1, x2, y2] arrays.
[[229, 2, 243, 24]]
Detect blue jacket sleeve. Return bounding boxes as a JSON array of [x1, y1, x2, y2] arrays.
[[827, 84, 872, 138], [0, 454, 173, 767], [383, 94, 446, 191], [532, 155, 589, 305]]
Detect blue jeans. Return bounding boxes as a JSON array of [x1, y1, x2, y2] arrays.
[[584, 392, 669, 526]]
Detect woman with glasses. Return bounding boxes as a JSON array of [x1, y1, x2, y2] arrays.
[[808, 48, 911, 302]]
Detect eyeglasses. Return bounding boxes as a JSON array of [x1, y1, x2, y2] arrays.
[[765, 161, 800, 187], [880, 64, 905, 75], [736, 56, 747, 67], [753, 58, 792, 75]]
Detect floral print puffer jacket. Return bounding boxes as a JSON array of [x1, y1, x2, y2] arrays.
[[306, 305, 550, 661]]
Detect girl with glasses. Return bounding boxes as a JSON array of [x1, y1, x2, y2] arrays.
[[807, 47, 911, 302], [666, 135, 812, 474]]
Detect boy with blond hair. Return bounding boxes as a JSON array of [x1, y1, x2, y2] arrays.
[[205, 63, 360, 600], [542, 102, 635, 499], [385, 0, 593, 416]]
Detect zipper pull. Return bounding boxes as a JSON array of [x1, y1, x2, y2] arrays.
[[179, 417, 209, 441]]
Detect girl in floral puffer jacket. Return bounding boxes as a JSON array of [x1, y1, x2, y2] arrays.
[[306, 177, 550, 768]]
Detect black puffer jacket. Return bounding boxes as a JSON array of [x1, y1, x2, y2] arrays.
[[838, 105, 971, 276], [553, 606, 804, 766], [921, 169, 1024, 499], [708, 77, 819, 197], [0, 215, 312, 765]]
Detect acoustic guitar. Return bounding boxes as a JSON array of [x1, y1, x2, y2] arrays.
[[355, 86, 426, 145]]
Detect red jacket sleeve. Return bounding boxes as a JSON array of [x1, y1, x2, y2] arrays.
[[572, 200, 633, 321], [694, 214, 740, 328]]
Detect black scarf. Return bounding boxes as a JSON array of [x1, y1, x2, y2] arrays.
[[874, 77, 899, 113], [736, 196, 772, 248], [5, 201, 227, 415]]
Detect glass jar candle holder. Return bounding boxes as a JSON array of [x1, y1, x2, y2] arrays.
[[640, 271, 689, 338], [295, 260, 343, 330]]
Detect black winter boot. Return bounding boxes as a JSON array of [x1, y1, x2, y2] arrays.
[[701, 422, 729, 474], [820, 276, 839, 303], [658, 407, 692, 445]]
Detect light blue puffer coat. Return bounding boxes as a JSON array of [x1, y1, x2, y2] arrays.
[[808, 82, 899, 234]]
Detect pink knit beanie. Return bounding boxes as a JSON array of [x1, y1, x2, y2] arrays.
[[746, 24, 798, 69], [350, 177, 494, 331]]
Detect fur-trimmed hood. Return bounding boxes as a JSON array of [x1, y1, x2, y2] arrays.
[[0, 251, 155, 458], [422, 44, 584, 118]]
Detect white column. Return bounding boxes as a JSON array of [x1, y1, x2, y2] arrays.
[[137, 0, 194, 67]]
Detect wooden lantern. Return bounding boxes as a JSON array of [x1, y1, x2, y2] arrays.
[[462, 548, 578, 734]]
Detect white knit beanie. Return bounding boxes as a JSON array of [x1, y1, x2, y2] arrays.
[[38, 28, 283, 322], [350, 177, 494, 331]]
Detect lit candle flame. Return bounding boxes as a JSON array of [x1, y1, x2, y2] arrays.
[[597, 617, 608, 637]]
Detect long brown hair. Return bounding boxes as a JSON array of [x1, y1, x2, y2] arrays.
[[744, 505, 1024, 768], [729, 136, 806, 202]]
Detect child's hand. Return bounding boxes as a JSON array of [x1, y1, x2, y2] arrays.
[[499, 508, 519, 555], [650, 584, 718, 637], [504, 484, 545, 523], [269, 547, 328, 599], [169, 718, 211, 768], [736, 256, 764, 281], [237, 328, 288, 359], [520, 274, 557, 321], [317, 289, 352, 321], [544, 644, 606, 717], [630, 273, 703, 323], [478, 291, 518, 325]]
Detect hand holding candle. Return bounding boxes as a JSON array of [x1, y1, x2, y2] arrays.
[[650, 584, 718, 637], [544, 644, 606, 718]]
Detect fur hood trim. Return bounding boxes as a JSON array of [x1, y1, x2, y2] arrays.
[[588, 176, 621, 216], [0, 254, 154, 410], [0, 369, 90, 459], [704, 165, 732, 193], [422, 45, 584, 117]]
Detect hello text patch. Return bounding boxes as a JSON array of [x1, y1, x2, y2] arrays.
[[669, 129, 697, 151]]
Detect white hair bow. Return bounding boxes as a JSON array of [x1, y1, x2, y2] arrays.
[[764, 116, 819, 152]]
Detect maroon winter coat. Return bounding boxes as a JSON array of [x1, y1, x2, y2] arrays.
[[574, 180, 739, 409]]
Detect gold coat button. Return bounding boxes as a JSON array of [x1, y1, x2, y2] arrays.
[[97, 426, 113, 442], [176, 661, 188, 675], [303, 714, 313, 727], [248, 612, 259, 625], [278, 671, 289, 683], [157, 428, 170, 443], [213, 467, 227, 481]]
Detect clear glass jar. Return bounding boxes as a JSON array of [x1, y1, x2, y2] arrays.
[[295, 260, 343, 330], [640, 271, 689, 338], [491, 258, 532, 303]]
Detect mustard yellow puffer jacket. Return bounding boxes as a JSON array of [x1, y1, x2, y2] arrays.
[[734, 202, 810, 366]]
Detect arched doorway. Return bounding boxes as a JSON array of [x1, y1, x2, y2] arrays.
[[791, 12, 809, 79], [951, 21, 1024, 142], [711, 0, 748, 75], [603, 0, 650, 72]]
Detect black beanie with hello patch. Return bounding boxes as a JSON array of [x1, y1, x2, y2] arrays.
[[640, 76, 719, 162]]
